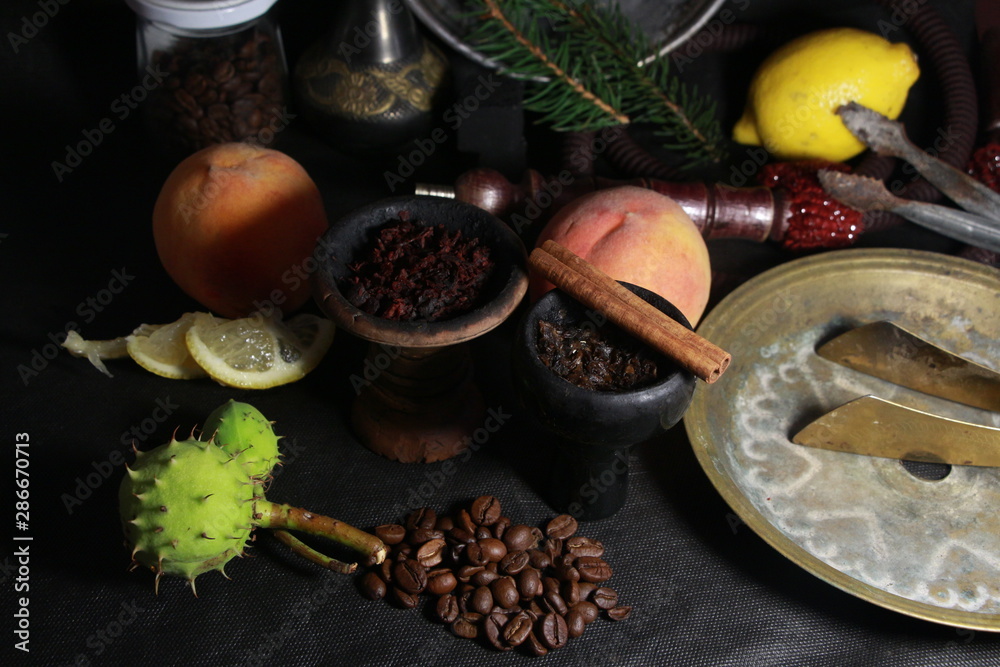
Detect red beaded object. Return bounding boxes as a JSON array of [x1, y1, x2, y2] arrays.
[[760, 161, 864, 251], [968, 144, 1000, 193]]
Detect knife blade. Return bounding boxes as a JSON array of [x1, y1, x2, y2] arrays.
[[816, 321, 1000, 412], [791, 395, 1000, 467]]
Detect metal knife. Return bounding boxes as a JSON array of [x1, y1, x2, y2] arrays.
[[815, 321, 1000, 412], [791, 395, 1000, 467]]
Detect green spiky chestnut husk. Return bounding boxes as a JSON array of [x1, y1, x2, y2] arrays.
[[202, 399, 281, 479], [119, 437, 256, 594], [120, 435, 387, 595]]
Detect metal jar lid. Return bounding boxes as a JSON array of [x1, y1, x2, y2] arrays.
[[124, 0, 280, 30]]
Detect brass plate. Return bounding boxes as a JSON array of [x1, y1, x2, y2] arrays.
[[685, 248, 1000, 630]]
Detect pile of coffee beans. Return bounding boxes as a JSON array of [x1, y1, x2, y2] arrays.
[[359, 496, 631, 655], [146, 27, 287, 154]]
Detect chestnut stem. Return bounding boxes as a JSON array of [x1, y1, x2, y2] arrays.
[[271, 530, 357, 574], [255, 501, 387, 570]]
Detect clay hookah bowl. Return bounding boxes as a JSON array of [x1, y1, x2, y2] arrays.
[[314, 195, 528, 463], [512, 282, 696, 521]]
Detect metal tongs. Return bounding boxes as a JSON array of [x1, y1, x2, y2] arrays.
[[818, 102, 1000, 253], [792, 321, 1000, 467]]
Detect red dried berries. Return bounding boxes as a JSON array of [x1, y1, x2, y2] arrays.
[[343, 217, 495, 321]]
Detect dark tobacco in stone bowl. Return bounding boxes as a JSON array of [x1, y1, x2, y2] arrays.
[[342, 216, 495, 321], [536, 319, 659, 391]]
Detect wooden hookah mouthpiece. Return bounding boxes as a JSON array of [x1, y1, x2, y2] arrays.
[[417, 164, 862, 251]]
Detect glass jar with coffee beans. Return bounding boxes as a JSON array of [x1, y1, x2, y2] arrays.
[[125, 0, 290, 158]]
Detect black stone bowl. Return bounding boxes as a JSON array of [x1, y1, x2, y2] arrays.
[[512, 282, 697, 520], [313, 195, 528, 348]]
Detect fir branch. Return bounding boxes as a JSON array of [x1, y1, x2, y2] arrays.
[[476, 0, 630, 128], [465, 0, 725, 166]]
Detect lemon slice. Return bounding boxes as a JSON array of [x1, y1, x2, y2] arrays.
[[126, 313, 207, 380], [184, 312, 335, 389], [61, 330, 130, 377]]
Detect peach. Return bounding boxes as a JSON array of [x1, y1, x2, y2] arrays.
[[152, 143, 329, 319], [531, 186, 711, 324]]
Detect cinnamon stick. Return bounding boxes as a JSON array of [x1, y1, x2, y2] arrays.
[[530, 240, 731, 383]]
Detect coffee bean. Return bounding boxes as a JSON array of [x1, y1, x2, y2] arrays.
[[538, 612, 569, 649], [542, 538, 563, 562], [361, 497, 633, 654], [470, 495, 502, 526], [471, 586, 494, 615], [545, 514, 578, 540], [575, 556, 613, 583], [457, 587, 475, 614], [561, 580, 580, 606], [464, 542, 488, 566], [408, 528, 444, 545], [392, 559, 427, 594], [554, 558, 580, 583], [447, 527, 475, 545], [456, 509, 476, 533], [359, 571, 386, 601], [472, 568, 500, 587], [389, 586, 419, 609], [426, 568, 457, 595], [478, 537, 508, 562], [525, 629, 548, 657], [451, 613, 480, 639], [492, 516, 511, 539], [565, 536, 605, 558], [502, 611, 532, 647], [606, 605, 633, 621], [436, 594, 459, 623], [416, 538, 446, 568], [406, 507, 437, 531], [575, 600, 600, 623], [592, 587, 618, 610], [499, 550, 529, 576], [543, 589, 568, 616], [483, 612, 511, 651], [378, 559, 393, 584], [502, 524, 536, 552], [517, 568, 542, 599], [491, 576, 519, 609], [527, 549, 551, 570], [565, 609, 586, 638]]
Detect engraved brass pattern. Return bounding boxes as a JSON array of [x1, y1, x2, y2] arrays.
[[298, 42, 447, 119], [685, 248, 1000, 630]]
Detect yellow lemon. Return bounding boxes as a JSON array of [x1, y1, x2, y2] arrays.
[[732, 27, 920, 161]]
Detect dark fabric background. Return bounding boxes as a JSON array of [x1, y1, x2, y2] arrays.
[[2, 1, 997, 665]]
